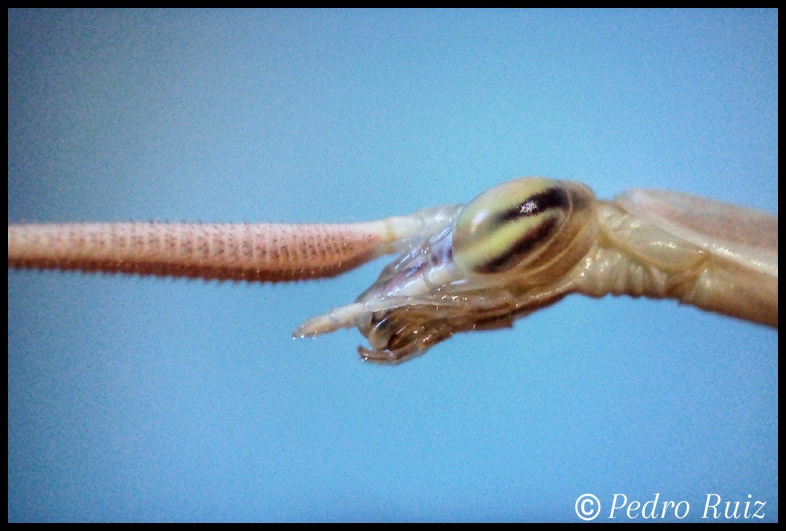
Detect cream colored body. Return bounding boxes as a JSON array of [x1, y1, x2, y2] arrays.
[[294, 180, 778, 363], [588, 192, 777, 329], [8, 178, 778, 364]]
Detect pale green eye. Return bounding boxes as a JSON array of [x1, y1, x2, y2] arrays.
[[453, 177, 593, 275]]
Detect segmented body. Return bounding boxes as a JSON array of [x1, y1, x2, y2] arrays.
[[8, 178, 778, 364], [295, 179, 778, 363]]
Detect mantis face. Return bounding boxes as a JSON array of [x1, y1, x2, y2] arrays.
[[338, 178, 599, 364], [9, 176, 777, 364]]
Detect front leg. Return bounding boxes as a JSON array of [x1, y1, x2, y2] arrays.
[[7, 205, 463, 283]]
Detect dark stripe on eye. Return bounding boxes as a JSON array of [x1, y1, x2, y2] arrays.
[[476, 215, 560, 274], [496, 187, 570, 225]]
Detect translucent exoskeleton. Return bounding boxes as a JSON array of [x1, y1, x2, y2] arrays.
[[8, 178, 778, 364], [291, 178, 777, 363]]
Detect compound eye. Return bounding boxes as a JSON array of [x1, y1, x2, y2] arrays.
[[452, 178, 571, 275]]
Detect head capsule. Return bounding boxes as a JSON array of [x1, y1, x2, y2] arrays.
[[452, 177, 597, 279]]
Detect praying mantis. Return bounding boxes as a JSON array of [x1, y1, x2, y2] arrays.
[[8, 177, 778, 364]]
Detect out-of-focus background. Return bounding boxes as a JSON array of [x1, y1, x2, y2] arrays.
[[8, 10, 777, 522]]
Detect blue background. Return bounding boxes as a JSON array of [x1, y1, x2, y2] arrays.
[[8, 10, 778, 522]]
